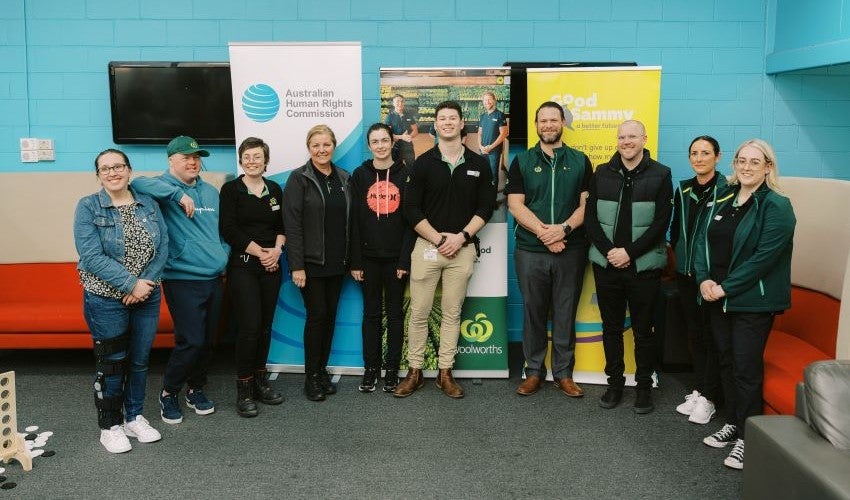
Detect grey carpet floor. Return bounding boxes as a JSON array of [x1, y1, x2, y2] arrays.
[[1, 347, 742, 499]]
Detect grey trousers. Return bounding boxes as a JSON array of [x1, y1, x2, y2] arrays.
[[515, 244, 588, 379]]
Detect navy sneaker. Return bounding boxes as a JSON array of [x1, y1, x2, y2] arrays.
[[159, 391, 183, 424], [185, 389, 215, 415]]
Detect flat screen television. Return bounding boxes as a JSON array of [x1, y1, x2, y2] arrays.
[[108, 61, 235, 145], [504, 61, 637, 144]]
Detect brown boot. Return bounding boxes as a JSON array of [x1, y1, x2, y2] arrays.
[[393, 368, 424, 398], [516, 375, 542, 396], [435, 368, 464, 399], [555, 377, 584, 398]]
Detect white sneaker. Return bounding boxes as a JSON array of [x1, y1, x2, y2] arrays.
[[703, 423, 738, 448], [100, 425, 132, 454], [687, 396, 716, 424], [724, 439, 745, 470], [676, 390, 700, 415], [123, 415, 162, 443]]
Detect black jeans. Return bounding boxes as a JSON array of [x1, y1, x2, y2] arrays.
[[676, 273, 720, 401], [228, 259, 282, 378], [593, 264, 661, 389], [299, 274, 344, 374], [161, 278, 224, 394], [708, 303, 774, 438], [360, 257, 406, 371]]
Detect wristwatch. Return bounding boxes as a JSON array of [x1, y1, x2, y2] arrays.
[[562, 224, 573, 237]]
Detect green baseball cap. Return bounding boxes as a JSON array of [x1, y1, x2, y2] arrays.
[[166, 135, 210, 157]]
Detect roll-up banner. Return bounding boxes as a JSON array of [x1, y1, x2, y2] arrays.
[[379, 67, 510, 377], [229, 41, 364, 373], [526, 66, 662, 385]]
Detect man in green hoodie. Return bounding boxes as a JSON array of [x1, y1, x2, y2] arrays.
[[131, 136, 229, 425], [505, 101, 592, 398]]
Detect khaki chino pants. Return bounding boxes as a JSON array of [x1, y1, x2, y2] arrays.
[[406, 237, 475, 369]]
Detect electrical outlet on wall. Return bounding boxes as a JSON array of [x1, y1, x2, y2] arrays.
[[37, 149, 55, 161], [37, 139, 54, 150], [21, 150, 39, 163], [20, 138, 38, 151]]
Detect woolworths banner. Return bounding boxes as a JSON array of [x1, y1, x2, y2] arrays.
[[229, 41, 364, 373], [526, 66, 661, 385], [380, 67, 510, 377]]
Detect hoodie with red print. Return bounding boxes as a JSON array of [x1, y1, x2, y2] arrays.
[[348, 159, 415, 271]]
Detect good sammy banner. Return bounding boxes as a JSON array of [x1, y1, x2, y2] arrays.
[[526, 66, 661, 385], [229, 41, 364, 373]]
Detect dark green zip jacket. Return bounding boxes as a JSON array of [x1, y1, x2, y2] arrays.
[[586, 150, 673, 272], [693, 182, 796, 312], [507, 142, 591, 252], [670, 173, 728, 276]]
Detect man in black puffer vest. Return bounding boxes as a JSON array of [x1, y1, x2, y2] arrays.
[[585, 120, 673, 415]]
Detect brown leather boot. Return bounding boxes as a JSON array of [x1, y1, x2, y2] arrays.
[[392, 368, 424, 398], [435, 368, 464, 399], [516, 375, 542, 396]]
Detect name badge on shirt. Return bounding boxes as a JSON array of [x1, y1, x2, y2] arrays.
[[706, 201, 715, 207], [714, 215, 723, 221], [424, 248, 438, 261], [271, 205, 280, 211], [467, 170, 480, 177]]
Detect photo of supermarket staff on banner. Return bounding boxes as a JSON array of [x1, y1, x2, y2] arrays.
[[379, 67, 510, 378]]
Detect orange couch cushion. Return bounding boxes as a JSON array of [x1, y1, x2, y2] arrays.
[[763, 286, 839, 415], [764, 330, 832, 415], [0, 263, 173, 344]]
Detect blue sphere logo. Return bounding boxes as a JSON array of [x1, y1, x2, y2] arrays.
[[242, 84, 280, 123]]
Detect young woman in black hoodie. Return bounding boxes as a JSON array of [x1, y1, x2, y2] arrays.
[[349, 123, 415, 393]]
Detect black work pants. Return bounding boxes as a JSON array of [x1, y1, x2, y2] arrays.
[[228, 258, 282, 378], [360, 257, 406, 371], [299, 274, 344, 374]]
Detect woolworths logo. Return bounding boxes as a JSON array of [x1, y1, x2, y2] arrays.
[[460, 313, 493, 343]]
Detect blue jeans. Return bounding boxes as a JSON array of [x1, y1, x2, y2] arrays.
[[83, 288, 161, 424], [161, 278, 223, 394], [484, 150, 501, 180]]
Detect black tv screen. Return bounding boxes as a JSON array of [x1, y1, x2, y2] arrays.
[[108, 61, 235, 145]]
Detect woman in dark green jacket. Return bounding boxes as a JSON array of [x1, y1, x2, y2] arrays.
[[694, 139, 796, 471], [670, 135, 727, 425]]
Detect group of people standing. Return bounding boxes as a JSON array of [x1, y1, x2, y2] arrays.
[[74, 98, 795, 472], [73, 98, 495, 454], [507, 104, 795, 472]]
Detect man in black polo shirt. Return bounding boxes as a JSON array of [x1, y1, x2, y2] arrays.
[[394, 101, 495, 399], [385, 94, 418, 168], [585, 119, 673, 414]]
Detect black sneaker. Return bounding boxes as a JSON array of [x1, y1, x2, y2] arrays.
[[703, 424, 738, 448], [634, 388, 654, 414], [382, 369, 399, 393], [358, 368, 378, 393], [599, 387, 623, 409]]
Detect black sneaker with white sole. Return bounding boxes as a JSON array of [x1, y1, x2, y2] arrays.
[[724, 439, 745, 469], [358, 367, 378, 393], [703, 423, 737, 448]]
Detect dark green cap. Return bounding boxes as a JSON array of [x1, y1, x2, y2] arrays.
[[166, 135, 210, 157]]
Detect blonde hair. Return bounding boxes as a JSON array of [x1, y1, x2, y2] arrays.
[[305, 124, 337, 148], [728, 138, 784, 193]]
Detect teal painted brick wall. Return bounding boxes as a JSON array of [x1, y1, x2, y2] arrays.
[[3, 0, 850, 341]]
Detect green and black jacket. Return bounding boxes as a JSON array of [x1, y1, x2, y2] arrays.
[[670, 173, 728, 277], [693, 182, 796, 313]]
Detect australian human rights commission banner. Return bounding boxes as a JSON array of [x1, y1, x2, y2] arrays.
[[229, 42, 363, 373], [379, 67, 510, 377], [526, 66, 661, 385]]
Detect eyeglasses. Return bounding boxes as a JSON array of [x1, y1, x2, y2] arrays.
[[241, 154, 265, 164], [734, 157, 767, 168], [97, 164, 128, 175], [617, 134, 644, 142]]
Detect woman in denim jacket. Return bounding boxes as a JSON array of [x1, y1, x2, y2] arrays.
[[73, 149, 169, 454]]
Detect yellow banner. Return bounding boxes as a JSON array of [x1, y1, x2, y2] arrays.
[[526, 66, 661, 166], [527, 66, 661, 385]]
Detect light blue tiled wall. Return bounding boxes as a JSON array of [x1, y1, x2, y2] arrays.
[[3, 0, 850, 341]]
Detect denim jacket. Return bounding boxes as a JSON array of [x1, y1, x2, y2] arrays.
[[74, 187, 169, 294]]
